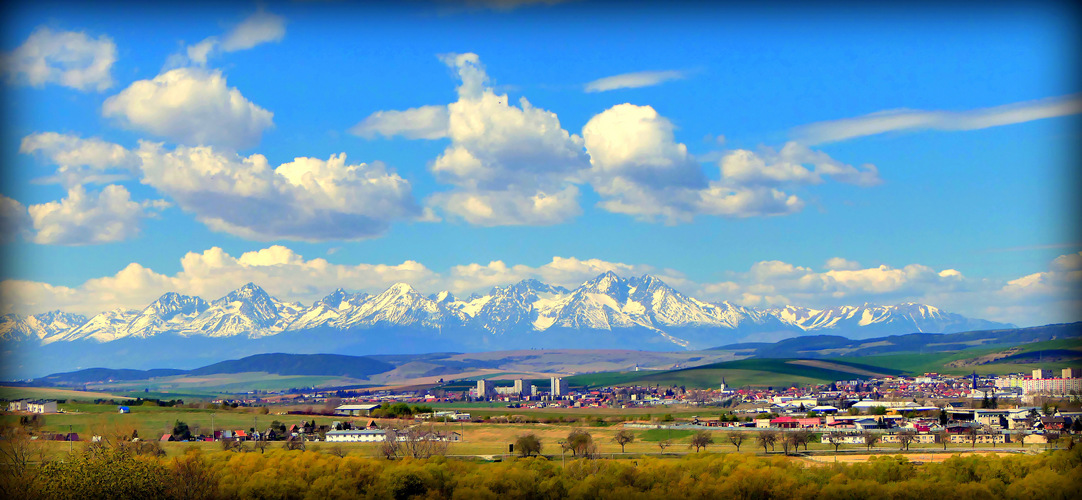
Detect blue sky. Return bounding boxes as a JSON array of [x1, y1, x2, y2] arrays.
[[1, 0, 1079, 327]]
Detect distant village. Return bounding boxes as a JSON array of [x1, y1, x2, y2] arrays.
[[8, 367, 1080, 446]]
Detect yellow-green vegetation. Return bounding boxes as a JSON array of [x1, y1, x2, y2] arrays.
[[4, 438, 1081, 499]]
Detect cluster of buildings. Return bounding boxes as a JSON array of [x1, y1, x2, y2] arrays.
[[6, 399, 57, 413], [473, 377, 569, 400]]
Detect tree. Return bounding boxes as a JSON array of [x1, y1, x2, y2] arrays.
[[172, 420, 191, 442], [657, 439, 672, 454], [964, 427, 978, 448], [862, 431, 879, 451], [936, 429, 951, 450], [756, 431, 777, 453], [727, 432, 746, 452], [380, 425, 450, 459], [563, 429, 595, 458], [515, 433, 542, 457], [792, 429, 813, 451], [897, 430, 916, 451], [870, 406, 887, 416], [780, 433, 796, 455], [825, 432, 845, 454], [689, 431, 714, 452], [612, 430, 634, 453]]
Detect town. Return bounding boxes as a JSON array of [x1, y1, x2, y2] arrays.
[[7, 367, 1080, 452]]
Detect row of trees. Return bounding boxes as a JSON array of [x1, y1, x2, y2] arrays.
[[4, 440, 1081, 499]]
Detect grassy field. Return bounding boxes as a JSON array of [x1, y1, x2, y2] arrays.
[[0, 386, 126, 400], [12, 409, 1059, 462], [568, 358, 905, 389], [840, 338, 1082, 376]]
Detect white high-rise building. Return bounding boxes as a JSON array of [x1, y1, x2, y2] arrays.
[[513, 379, 527, 397], [476, 379, 492, 398], [550, 377, 568, 397]]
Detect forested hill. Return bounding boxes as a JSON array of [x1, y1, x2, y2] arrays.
[[34, 353, 395, 386]]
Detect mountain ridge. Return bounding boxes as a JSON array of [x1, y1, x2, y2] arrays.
[[1, 272, 1014, 351]]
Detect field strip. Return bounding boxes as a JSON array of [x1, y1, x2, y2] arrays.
[[785, 360, 890, 378]]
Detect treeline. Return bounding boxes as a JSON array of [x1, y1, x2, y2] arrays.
[[3, 441, 1081, 499]]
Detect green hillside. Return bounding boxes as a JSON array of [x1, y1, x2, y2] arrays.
[[569, 358, 905, 389]]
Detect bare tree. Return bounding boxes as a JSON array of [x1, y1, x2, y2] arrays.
[[253, 438, 269, 454], [380, 425, 450, 459], [0, 424, 46, 497], [780, 433, 795, 455], [897, 430, 916, 451], [328, 445, 347, 458], [963, 427, 978, 448], [862, 431, 879, 451], [756, 430, 777, 453], [689, 431, 714, 452], [613, 430, 635, 453], [936, 429, 951, 450], [727, 432, 746, 452], [825, 432, 845, 454], [657, 439, 672, 455]]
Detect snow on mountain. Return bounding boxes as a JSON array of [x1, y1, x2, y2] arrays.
[[334, 283, 467, 330], [186, 283, 295, 338], [0, 273, 1016, 349], [0, 311, 89, 342], [284, 288, 369, 331], [54, 308, 140, 343], [125, 292, 210, 338]]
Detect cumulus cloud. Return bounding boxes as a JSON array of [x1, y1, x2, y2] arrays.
[[136, 142, 420, 241], [793, 94, 1082, 145], [1, 245, 438, 316], [350, 105, 450, 140], [414, 53, 589, 225], [102, 67, 274, 149], [2, 26, 116, 91], [582, 103, 807, 222], [19, 132, 140, 186], [584, 70, 686, 93], [26, 185, 168, 245], [355, 56, 881, 226], [3, 246, 1079, 327], [0, 196, 31, 244]]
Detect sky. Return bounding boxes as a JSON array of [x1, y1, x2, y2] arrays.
[[0, 0, 1079, 327]]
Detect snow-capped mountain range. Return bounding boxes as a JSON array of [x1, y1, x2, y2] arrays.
[[1, 272, 1012, 350]]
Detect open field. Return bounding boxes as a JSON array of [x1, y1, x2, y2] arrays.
[[4, 403, 1067, 461], [569, 358, 905, 389], [0, 386, 126, 400]]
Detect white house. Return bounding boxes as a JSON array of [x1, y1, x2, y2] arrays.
[[325, 429, 387, 442], [26, 401, 57, 414], [334, 404, 381, 416]]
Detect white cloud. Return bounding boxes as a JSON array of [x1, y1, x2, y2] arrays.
[[0, 196, 30, 244], [178, 8, 286, 67], [825, 257, 861, 271], [793, 94, 1082, 145], [720, 142, 881, 187], [350, 105, 450, 140], [3, 247, 1079, 327], [102, 67, 274, 149], [422, 53, 590, 225], [582, 103, 807, 222], [2, 26, 116, 92], [584, 70, 686, 93], [221, 8, 286, 52], [136, 142, 420, 241], [19, 132, 139, 187], [1, 245, 436, 316], [27, 184, 167, 245], [427, 186, 581, 226]]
